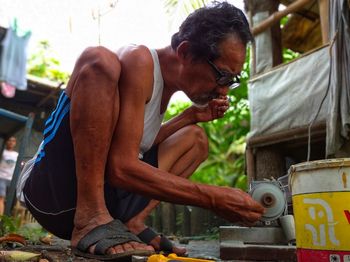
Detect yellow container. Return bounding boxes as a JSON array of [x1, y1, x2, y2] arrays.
[[289, 159, 350, 262], [147, 253, 214, 262]]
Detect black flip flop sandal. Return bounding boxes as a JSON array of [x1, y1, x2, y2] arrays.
[[137, 227, 187, 256], [72, 219, 154, 261]]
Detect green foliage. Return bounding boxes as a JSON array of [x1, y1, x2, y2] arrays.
[[0, 215, 21, 236], [27, 40, 70, 83], [0, 215, 47, 244], [283, 48, 300, 63], [280, 15, 300, 63], [165, 100, 244, 183], [17, 223, 47, 244], [280, 15, 300, 64], [164, 100, 191, 121], [280, 15, 289, 27]]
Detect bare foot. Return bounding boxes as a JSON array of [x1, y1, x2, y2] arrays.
[[71, 212, 154, 255], [126, 214, 187, 256]]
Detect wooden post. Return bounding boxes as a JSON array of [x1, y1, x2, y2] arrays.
[[5, 112, 34, 216], [182, 205, 191, 236], [255, 147, 285, 180], [246, 147, 256, 183], [191, 207, 206, 235], [318, 0, 329, 44], [153, 205, 162, 233], [161, 203, 176, 235]]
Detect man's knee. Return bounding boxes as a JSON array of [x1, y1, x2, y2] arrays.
[[73, 47, 121, 84], [186, 125, 209, 161], [66, 46, 121, 101], [87, 47, 120, 72]]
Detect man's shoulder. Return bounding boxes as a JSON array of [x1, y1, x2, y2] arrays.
[[116, 45, 155, 99], [117, 44, 150, 55]]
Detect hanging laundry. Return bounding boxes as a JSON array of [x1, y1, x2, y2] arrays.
[[1, 82, 16, 98], [0, 19, 31, 92]]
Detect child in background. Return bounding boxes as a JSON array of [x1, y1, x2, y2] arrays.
[[0, 136, 18, 215]]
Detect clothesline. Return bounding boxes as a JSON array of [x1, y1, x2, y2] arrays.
[[0, 18, 32, 98]]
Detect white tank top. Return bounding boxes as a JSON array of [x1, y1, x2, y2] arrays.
[[139, 49, 164, 158]]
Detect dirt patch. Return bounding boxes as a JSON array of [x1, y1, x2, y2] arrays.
[[11, 239, 220, 261]]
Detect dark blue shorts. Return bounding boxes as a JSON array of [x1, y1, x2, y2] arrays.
[[24, 147, 157, 240], [23, 92, 158, 240]]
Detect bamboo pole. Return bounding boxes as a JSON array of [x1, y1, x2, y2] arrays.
[[318, 0, 329, 44], [251, 0, 313, 36]]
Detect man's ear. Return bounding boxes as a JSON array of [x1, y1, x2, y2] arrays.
[[176, 41, 191, 63]]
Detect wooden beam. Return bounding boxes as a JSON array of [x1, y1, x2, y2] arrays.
[[318, 0, 329, 44], [251, 0, 313, 36], [27, 74, 64, 89], [247, 122, 326, 148], [25, 88, 52, 97]]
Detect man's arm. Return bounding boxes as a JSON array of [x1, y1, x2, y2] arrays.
[[154, 97, 230, 145], [109, 46, 214, 209]]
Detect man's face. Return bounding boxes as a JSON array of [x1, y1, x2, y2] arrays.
[[184, 36, 246, 105]]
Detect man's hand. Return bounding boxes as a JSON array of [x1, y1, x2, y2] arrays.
[[208, 186, 265, 226], [191, 96, 229, 123]]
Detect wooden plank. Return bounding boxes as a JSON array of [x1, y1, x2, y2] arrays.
[[220, 226, 288, 244], [220, 242, 297, 261], [250, 44, 329, 80]]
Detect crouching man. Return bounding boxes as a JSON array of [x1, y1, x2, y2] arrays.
[[17, 2, 264, 260]]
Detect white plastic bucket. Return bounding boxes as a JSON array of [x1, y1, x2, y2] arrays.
[[289, 158, 350, 262]]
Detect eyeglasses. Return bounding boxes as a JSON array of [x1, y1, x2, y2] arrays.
[[207, 59, 240, 89]]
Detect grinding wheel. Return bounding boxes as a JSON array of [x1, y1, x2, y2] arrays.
[[249, 182, 286, 221]]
